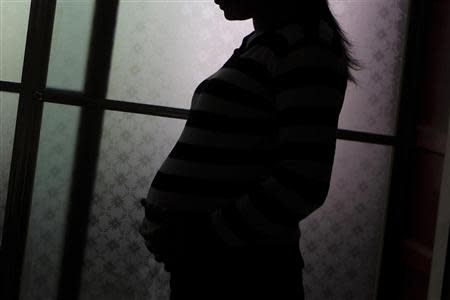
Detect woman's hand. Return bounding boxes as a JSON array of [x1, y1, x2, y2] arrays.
[[138, 198, 227, 271], [139, 199, 193, 271], [139, 212, 196, 272], [138, 218, 165, 258], [139, 217, 177, 269], [139, 199, 174, 267], [138, 217, 157, 240]]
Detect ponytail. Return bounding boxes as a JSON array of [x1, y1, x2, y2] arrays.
[[296, 0, 363, 84]]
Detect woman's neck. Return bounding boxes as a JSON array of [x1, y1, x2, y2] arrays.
[[252, 4, 304, 32]]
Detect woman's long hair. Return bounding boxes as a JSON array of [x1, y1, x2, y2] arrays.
[[300, 0, 363, 85]]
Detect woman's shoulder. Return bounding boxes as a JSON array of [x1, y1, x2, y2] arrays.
[[244, 19, 339, 57], [234, 19, 346, 81]]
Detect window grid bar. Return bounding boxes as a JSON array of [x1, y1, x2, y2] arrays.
[[55, 1, 120, 300], [0, 0, 57, 299], [0, 81, 22, 93], [0, 85, 397, 146]]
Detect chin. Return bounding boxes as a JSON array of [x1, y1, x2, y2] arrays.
[[224, 15, 250, 21], [223, 11, 252, 21], [221, 7, 252, 21]]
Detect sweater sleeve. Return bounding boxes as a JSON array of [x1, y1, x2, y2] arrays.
[[208, 41, 348, 247]]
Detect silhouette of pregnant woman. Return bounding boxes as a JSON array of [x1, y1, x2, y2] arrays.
[[139, 0, 360, 299]]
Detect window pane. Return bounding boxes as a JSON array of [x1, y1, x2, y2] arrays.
[[19, 102, 81, 300], [0, 92, 19, 246], [45, 0, 95, 91], [80, 111, 185, 299], [0, 0, 31, 82], [331, 0, 411, 135], [107, 2, 253, 108]]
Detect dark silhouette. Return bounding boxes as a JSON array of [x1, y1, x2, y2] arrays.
[[139, 1, 361, 299]]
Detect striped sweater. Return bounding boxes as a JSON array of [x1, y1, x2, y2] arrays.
[[145, 18, 348, 247]]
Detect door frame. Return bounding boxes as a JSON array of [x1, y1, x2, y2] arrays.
[[427, 109, 450, 300], [374, 0, 428, 298]]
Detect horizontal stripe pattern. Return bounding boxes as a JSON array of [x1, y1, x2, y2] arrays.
[[186, 110, 273, 135], [190, 92, 271, 119], [167, 141, 274, 165], [150, 171, 253, 197], [178, 126, 274, 150], [273, 65, 348, 93], [147, 187, 231, 212], [146, 18, 347, 247], [276, 86, 345, 110], [205, 67, 271, 100], [159, 157, 270, 181], [274, 46, 347, 77], [194, 78, 273, 113]]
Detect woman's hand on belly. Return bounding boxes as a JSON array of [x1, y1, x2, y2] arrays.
[[139, 198, 174, 267], [138, 201, 227, 272]]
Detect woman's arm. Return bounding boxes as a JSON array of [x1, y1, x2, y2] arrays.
[[208, 38, 348, 247]]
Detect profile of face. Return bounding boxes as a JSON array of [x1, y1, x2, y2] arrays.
[[214, 0, 259, 20]]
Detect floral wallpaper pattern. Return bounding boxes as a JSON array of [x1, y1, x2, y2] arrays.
[[0, 0, 410, 299]]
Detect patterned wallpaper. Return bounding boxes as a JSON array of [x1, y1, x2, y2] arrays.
[[331, 0, 410, 135], [0, 0, 410, 299]]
